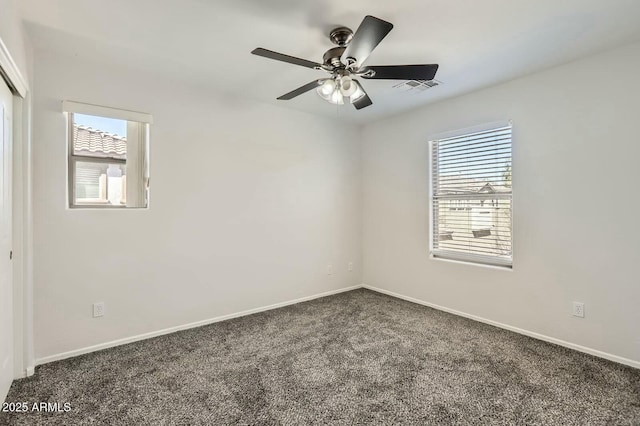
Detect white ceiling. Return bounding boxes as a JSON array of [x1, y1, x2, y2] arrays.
[[18, 0, 640, 123]]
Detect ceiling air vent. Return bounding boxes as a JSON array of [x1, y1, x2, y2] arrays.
[[392, 79, 441, 92]]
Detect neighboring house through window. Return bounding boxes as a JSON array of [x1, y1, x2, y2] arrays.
[[64, 101, 152, 208], [429, 121, 513, 267]]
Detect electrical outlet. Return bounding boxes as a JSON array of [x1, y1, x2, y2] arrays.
[[572, 302, 584, 318], [93, 302, 105, 318], [327, 264, 333, 275], [348, 262, 353, 272]]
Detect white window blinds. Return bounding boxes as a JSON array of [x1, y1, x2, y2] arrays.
[[430, 122, 513, 267]]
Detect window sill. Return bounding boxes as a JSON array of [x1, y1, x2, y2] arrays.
[[429, 253, 513, 271], [68, 205, 148, 210]]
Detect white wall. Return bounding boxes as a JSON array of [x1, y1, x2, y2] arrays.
[[361, 41, 640, 364], [32, 50, 362, 360]]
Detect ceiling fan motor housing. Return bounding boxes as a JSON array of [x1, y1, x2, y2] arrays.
[[323, 46, 347, 68]]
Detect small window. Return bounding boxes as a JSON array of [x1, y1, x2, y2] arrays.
[[429, 122, 512, 267], [64, 102, 151, 208]]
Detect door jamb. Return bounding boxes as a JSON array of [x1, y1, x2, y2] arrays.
[[0, 36, 34, 379]]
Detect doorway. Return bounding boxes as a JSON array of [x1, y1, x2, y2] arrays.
[[0, 76, 13, 402]]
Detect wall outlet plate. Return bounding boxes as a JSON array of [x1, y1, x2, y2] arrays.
[[348, 262, 353, 271], [572, 302, 584, 318], [93, 302, 105, 317], [327, 264, 333, 275]]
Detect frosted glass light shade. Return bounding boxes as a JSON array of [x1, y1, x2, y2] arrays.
[[339, 76, 358, 97], [317, 79, 344, 105], [329, 90, 344, 104], [318, 79, 336, 96], [350, 81, 366, 102]]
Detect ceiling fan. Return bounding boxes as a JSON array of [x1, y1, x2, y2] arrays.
[[251, 15, 439, 110]]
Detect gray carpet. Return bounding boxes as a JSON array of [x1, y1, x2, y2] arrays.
[[2, 289, 639, 425]]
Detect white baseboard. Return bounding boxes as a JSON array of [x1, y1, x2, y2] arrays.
[[362, 284, 640, 370], [35, 285, 362, 366], [14, 366, 34, 379], [16, 365, 35, 378]]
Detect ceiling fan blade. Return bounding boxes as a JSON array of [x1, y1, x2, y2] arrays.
[[361, 64, 439, 81], [341, 16, 393, 69], [352, 80, 373, 110], [252, 48, 322, 69], [277, 79, 326, 100]]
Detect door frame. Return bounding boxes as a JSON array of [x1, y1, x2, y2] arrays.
[[0, 36, 34, 379]]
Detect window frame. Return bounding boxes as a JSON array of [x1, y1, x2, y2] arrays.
[[428, 120, 513, 269], [64, 101, 152, 209]]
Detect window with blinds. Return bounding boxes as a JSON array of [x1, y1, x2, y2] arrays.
[[429, 122, 512, 267]]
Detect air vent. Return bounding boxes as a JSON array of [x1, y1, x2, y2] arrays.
[[392, 79, 441, 92]]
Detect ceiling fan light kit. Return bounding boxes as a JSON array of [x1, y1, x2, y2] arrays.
[[315, 75, 366, 105], [251, 15, 439, 110]]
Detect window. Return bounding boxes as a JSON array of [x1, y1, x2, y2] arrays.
[[64, 101, 152, 208], [429, 122, 512, 267]]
